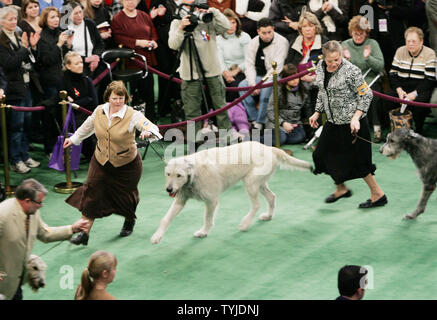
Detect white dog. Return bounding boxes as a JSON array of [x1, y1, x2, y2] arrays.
[[151, 141, 313, 244], [25, 254, 47, 292]]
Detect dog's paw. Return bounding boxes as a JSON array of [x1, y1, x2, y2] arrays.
[[194, 230, 208, 238], [150, 233, 163, 244], [259, 212, 272, 221], [403, 214, 417, 220]]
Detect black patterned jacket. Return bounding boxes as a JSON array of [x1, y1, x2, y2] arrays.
[[314, 58, 373, 125]]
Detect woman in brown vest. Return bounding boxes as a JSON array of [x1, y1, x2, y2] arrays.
[[63, 80, 160, 245]]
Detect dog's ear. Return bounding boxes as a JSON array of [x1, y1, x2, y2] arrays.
[[184, 158, 195, 182]]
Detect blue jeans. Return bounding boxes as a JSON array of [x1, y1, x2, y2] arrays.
[[263, 126, 306, 146], [238, 76, 273, 124], [8, 85, 32, 165]]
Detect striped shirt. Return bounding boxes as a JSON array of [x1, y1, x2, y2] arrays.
[[390, 45, 436, 81]]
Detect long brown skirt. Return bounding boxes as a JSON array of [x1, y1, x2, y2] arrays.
[[66, 153, 142, 220]]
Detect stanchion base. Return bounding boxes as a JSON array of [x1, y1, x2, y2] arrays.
[[54, 182, 83, 194], [5, 185, 16, 197]]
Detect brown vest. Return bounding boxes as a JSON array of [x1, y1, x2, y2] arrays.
[[93, 105, 138, 167]]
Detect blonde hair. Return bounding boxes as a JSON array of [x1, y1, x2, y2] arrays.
[[405, 26, 424, 41], [298, 12, 323, 36], [63, 51, 82, 71], [75, 251, 117, 300], [103, 81, 131, 103], [348, 15, 370, 38]]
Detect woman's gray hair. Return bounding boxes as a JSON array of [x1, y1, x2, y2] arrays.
[[15, 179, 48, 201], [0, 6, 18, 23], [322, 40, 343, 56]]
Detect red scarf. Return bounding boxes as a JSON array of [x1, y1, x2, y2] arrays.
[[302, 38, 314, 61]]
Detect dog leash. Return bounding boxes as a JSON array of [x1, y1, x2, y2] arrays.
[[36, 240, 65, 258], [352, 132, 375, 145]]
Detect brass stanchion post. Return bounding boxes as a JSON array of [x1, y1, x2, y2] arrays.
[[0, 95, 16, 196], [54, 91, 82, 194], [272, 61, 281, 149]]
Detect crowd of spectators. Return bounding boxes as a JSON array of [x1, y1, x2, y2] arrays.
[[0, 0, 435, 170]]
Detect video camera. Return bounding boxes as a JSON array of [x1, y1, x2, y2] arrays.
[[174, 0, 213, 31]]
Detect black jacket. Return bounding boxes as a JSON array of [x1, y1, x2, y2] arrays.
[[37, 27, 70, 88], [0, 66, 6, 91], [137, 0, 175, 46], [0, 31, 34, 101], [268, 0, 307, 43], [285, 34, 328, 66], [80, 18, 105, 58], [61, 69, 98, 112]]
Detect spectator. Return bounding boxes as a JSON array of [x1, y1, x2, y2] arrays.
[[136, 0, 179, 119], [74, 250, 117, 300], [83, 0, 112, 48], [0, 66, 6, 97], [64, 1, 105, 78], [62, 51, 98, 161], [217, 8, 250, 102], [18, 0, 41, 36], [168, 1, 234, 144], [336, 265, 367, 300], [0, 179, 89, 300], [268, 0, 307, 44], [309, 41, 387, 208], [238, 17, 289, 130], [111, 0, 159, 122], [389, 26, 436, 135], [342, 15, 384, 143], [264, 63, 311, 145], [0, 6, 41, 173], [235, 0, 271, 38], [307, 0, 350, 41], [64, 81, 160, 245], [208, 0, 235, 13]]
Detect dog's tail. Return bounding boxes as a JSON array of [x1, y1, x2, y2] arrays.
[[272, 147, 313, 172]]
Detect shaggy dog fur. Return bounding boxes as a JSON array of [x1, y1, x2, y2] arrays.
[[151, 141, 313, 244], [25, 254, 47, 291], [380, 128, 437, 219]]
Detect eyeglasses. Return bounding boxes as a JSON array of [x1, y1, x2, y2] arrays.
[[30, 199, 43, 205]]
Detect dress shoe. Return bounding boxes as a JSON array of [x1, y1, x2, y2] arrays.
[[358, 194, 388, 209], [325, 190, 352, 203], [120, 219, 136, 237], [70, 232, 89, 245]]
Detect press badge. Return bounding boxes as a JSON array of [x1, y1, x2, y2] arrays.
[[378, 19, 388, 32], [201, 30, 210, 41]]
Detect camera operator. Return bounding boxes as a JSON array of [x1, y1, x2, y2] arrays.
[[168, 0, 233, 144]]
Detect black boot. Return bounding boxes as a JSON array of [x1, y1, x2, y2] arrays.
[[120, 219, 135, 237], [70, 231, 89, 245]]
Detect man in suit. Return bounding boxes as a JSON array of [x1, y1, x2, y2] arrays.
[[0, 179, 89, 300]]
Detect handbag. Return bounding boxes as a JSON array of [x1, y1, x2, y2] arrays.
[[48, 103, 82, 172]]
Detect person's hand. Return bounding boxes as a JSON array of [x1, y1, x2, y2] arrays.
[[136, 39, 157, 49], [282, 122, 295, 133], [149, 40, 158, 49], [150, 6, 159, 19], [396, 87, 407, 99], [223, 70, 234, 83], [350, 117, 360, 134], [301, 74, 316, 83], [282, 16, 298, 30], [252, 88, 260, 96], [100, 29, 112, 39], [343, 47, 351, 60], [157, 4, 166, 16], [67, 96, 74, 102], [0, 89, 4, 98], [363, 45, 371, 59], [29, 31, 40, 48], [406, 91, 417, 101], [179, 15, 191, 31], [139, 129, 153, 140], [63, 138, 73, 149], [72, 218, 91, 233], [90, 60, 98, 72], [309, 112, 320, 128], [21, 32, 29, 48], [322, 1, 333, 12]]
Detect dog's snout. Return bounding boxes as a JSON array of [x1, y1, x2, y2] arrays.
[[39, 280, 45, 287], [166, 187, 173, 193]]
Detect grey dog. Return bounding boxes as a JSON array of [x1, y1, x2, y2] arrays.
[[380, 128, 437, 219]]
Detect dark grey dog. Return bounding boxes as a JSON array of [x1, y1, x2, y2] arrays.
[[380, 128, 437, 219]]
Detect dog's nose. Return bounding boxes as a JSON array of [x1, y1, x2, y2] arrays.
[[166, 187, 173, 193], [39, 280, 45, 287]]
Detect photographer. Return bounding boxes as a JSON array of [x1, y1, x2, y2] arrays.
[[168, 0, 233, 143]]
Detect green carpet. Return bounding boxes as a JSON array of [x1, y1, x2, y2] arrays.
[[9, 121, 437, 300]]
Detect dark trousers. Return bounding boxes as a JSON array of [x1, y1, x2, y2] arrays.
[[12, 276, 23, 300]]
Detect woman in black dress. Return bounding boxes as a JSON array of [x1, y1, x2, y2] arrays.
[[309, 40, 387, 208]]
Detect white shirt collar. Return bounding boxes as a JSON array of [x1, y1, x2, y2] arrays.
[[102, 103, 128, 119]]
